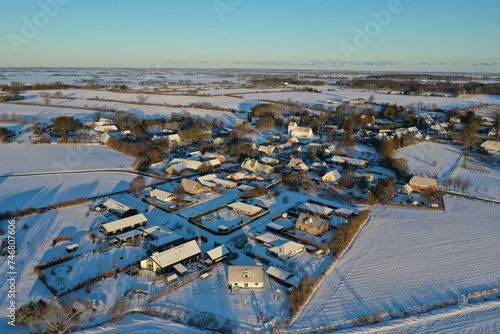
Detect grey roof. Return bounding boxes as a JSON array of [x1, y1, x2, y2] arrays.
[[296, 213, 327, 231]]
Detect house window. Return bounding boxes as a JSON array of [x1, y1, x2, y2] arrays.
[[255, 283, 258, 286], [244, 283, 248, 287]]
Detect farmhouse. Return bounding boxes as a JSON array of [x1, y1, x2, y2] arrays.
[[181, 178, 205, 194], [205, 245, 230, 264], [227, 265, 265, 289], [322, 170, 341, 183], [288, 121, 314, 139], [149, 189, 174, 202], [481, 140, 500, 152], [103, 198, 137, 218], [296, 213, 328, 236], [140, 240, 201, 275], [100, 213, 148, 236], [166, 159, 202, 173], [228, 202, 262, 216], [409, 176, 437, 191], [268, 241, 305, 259]]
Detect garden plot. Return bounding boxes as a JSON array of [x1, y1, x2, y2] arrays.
[[450, 155, 500, 200], [0, 204, 100, 334], [396, 142, 463, 181], [0, 143, 134, 175], [43, 243, 148, 295], [292, 196, 500, 331], [161, 264, 288, 326], [80, 313, 208, 334], [0, 172, 148, 212], [201, 207, 248, 231]]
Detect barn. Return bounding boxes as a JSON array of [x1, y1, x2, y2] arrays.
[[409, 176, 437, 191]]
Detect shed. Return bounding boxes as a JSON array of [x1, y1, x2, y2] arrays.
[[66, 243, 79, 252]]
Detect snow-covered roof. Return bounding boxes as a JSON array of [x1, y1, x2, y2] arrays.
[[150, 189, 173, 200], [269, 241, 305, 258], [228, 202, 262, 215], [103, 198, 131, 213], [298, 202, 333, 215], [100, 213, 147, 235], [228, 265, 264, 284], [150, 240, 201, 269], [409, 176, 437, 188], [206, 245, 229, 261], [481, 140, 500, 151], [256, 233, 286, 246], [150, 232, 183, 248]]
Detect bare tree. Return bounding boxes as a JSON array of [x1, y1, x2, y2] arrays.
[[39, 91, 51, 106], [136, 94, 145, 104], [34, 300, 83, 334], [129, 176, 146, 197], [108, 297, 131, 321], [173, 185, 185, 207]]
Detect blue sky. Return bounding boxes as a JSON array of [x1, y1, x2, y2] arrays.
[[1, 0, 499, 72]]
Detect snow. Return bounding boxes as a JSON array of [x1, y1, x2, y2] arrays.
[[0, 205, 101, 334], [0, 172, 148, 212], [0, 144, 134, 175], [80, 314, 207, 333], [396, 142, 463, 181], [344, 301, 500, 334], [292, 196, 500, 331]]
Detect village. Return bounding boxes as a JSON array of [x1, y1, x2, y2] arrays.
[[1, 70, 500, 333]]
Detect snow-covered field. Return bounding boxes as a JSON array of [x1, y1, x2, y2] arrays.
[[19, 89, 259, 112], [292, 196, 500, 331], [0, 205, 100, 334], [80, 314, 208, 334], [349, 301, 500, 334], [0, 144, 134, 175], [0, 172, 146, 212], [396, 142, 463, 181]]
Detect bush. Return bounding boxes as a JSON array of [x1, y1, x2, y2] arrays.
[[331, 210, 370, 255], [242, 185, 268, 198]]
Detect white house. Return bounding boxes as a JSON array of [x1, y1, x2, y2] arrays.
[[268, 241, 305, 259], [227, 265, 265, 289], [322, 170, 341, 183], [288, 121, 314, 139], [149, 189, 174, 202]]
